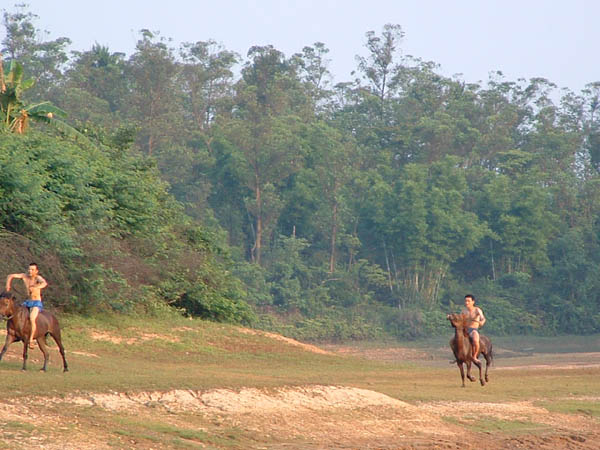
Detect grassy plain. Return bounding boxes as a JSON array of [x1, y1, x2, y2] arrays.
[[0, 313, 598, 448]]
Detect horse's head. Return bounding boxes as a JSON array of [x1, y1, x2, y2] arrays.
[[0, 291, 17, 318], [447, 313, 468, 329]]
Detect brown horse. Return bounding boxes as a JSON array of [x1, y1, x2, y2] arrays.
[[447, 313, 492, 387], [0, 291, 68, 372]]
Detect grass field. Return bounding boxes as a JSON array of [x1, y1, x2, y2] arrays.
[[0, 313, 599, 448]]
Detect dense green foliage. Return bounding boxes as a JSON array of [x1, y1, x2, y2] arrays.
[[0, 132, 253, 323], [1, 5, 599, 338]]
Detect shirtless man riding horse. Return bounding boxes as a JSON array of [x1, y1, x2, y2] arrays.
[[462, 294, 486, 358], [5, 263, 48, 349]]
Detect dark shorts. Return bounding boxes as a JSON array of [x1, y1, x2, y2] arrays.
[[467, 327, 479, 337], [24, 300, 43, 311]]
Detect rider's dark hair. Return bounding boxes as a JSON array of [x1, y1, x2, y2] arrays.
[[464, 294, 475, 302]]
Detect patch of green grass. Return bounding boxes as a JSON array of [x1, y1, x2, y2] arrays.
[[1, 421, 36, 432], [389, 333, 600, 355], [535, 399, 600, 418], [139, 422, 211, 441], [443, 415, 549, 434], [489, 334, 600, 354], [111, 416, 243, 448], [0, 421, 36, 447]]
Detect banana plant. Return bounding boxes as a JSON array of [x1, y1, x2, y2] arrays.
[[0, 54, 92, 145]]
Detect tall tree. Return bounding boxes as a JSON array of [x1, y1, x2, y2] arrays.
[[475, 171, 557, 275], [385, 157, 487, 305], [356, 24, 404, 106], [1, 5, 71, 99], [66, 44, 128, 112], [579, 82, 600, 173], [292, 42, 333, 115], [179, 40, 238, 139], [126, 30, 182, 155], [303, 122, 355, 273], [222, 45, 307, 265]]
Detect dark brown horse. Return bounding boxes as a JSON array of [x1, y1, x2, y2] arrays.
[[447, 313, 492, 387], [0, 291, 68, 372]]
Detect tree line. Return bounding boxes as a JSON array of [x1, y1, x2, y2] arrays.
[[2, 6, 600, 339]]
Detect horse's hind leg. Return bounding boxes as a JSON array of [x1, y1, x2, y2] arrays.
[[466, 362, 476, 382], [483, 352, 491, 382], [472, 358, 484, 386], [37, 336, 50, 372], [21, 342, 29, 371], [50, 330, 68, 372], [458, 363, 466, 387]]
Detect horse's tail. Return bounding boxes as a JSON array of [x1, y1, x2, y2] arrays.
[[488, 340, 494, 366]]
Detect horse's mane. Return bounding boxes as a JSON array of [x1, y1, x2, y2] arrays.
[[0, 291, 16, 301], [448, 313, 469, 327], [457, 313, 470, 326], [448, 313, 472, 338]]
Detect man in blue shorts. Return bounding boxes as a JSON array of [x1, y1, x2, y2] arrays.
[[5, 263, 48, 349]]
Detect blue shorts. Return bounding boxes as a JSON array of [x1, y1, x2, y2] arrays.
[[24, 300, 43, 311], [467, 327, 478, 337]]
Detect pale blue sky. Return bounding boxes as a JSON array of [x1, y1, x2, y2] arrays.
[[3, 0, 599, 92]]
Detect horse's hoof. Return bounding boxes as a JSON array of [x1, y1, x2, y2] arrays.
[[480, 380, 485, 386], [63, 368, 69, 372]]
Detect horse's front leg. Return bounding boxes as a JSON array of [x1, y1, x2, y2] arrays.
[[0, 333, 16, 362]]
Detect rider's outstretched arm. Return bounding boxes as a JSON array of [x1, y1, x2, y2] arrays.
[[5, 273, 25, 291]]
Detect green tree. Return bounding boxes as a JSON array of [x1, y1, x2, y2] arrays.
[[291, 42, 333, 115], [385, 157, 487, 305], [179, 40, 238, 138], [1, 5, 71, 99], [356, 23, 403, 106], [159, 41, 239, 221], [310, 122, 355, 273], [475, 173, 556, 275], [125, 30, 182, 155], [64, 44, 128, 116], [222, 46, 307, 265]]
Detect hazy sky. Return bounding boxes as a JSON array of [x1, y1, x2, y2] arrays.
[[3, 0, 599, 92]]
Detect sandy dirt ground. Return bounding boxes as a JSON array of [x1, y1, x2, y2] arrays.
[[0, 383, 598, 449], [0, 333, 599, 449]]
